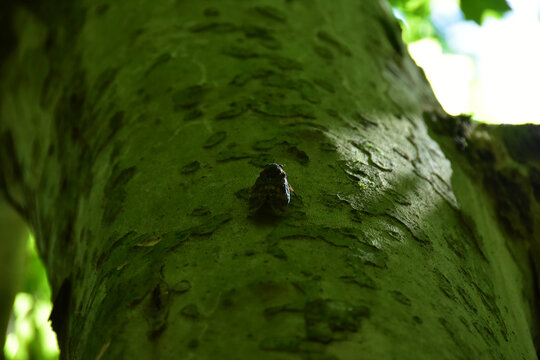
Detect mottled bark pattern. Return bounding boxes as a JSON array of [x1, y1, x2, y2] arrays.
[[1, 1, 539, 359]]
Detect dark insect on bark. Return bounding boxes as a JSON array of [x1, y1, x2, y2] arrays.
[[249, 163, 292, 216]]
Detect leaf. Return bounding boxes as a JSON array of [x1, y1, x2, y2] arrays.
[[460, 0, 511, 24]]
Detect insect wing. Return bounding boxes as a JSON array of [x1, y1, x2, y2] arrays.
[[249, 163, 292, 216]]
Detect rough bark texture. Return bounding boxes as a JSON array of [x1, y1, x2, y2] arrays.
[[1, 0, 539, 359]]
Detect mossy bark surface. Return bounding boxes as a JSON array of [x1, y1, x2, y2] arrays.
[[0, 0, 538, 359]]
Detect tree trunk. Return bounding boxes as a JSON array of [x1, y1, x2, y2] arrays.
[[1, 0, 539, 359]]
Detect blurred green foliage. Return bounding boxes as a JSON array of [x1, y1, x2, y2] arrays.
[[390, 0, 511, 44], [460, 0, 510, 24], [3, 237, 59, 360], [390, 0, 438, 43]]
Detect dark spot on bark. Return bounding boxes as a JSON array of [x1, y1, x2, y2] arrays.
[[0, 2, 16, 66], [356, 112, 378, 127], [264, 303, 305, 317], [191, 214, 231, 236], [204, 131, 227, 148], [217, 150, 253, 162], [422, 110, 438, 128], [97, 231, 137, 267], [350, 140, 393, 171], [263, 73, 296, 89], [500, 123, 540, 164], [457, 286, 477, 314], [222, 45, 259, 59], [267, 55, 303, 70], [287, 146, 309, 165], [313, 79, 335, 94], [391, 290, 411, 306], [108, 166, 136, 193], [40, 70, 60, 107], [325, 109, 340, 119], [184, 108, 203, 121], [408, 223, 432, 247], [53, 66, 87, 153], [297, 80, 320, 104], [260, 38, 282, 50], [221, 288, 237, 307], [476, 148, 495, 164], [102, 166, 136, 226], [249, 154, 274, 168], [95, 4, 109, 15], [190, 206, 211, 216], [339, 272, 377, 289], [530, 167, 540, 202], [160, 230, 190, 250], [171, 280, 191, 294], [180, 161, 200, 174], [313, 45, 334, 60], [251, 102, 315, 119], [320, 142, 336, 152], [129, 28, 144, 45], [151, 283, 166, 310], [267, 244, 287, 260], [252, 138, 280, 151], [230, 72, 254, 86], [27, 1, 86, 48], [377, 16, 403, 56], [171, 85, 208, 110], [242, 25, 273, 39], [434, 269, 458, 302], [110, 141, 124, 161], [316, 30, 352, 57], [384, 188, 411, 206], [109, 110, 124, 133], [60, 219, 74, 247], [147, 323, 166, 340], [304, 299, 370, 343], [189, 22, 236, 33], [95, 67, 119, 97], [204, 7, 220, 17], [215, 106, 246, 120], [254, 6, 287, 23], [145, 281, 170, 340], [439, 318, 476, 353], [145, 53, 171, 76], [484, 168, 532, 238], [0, 132, 23, 186]]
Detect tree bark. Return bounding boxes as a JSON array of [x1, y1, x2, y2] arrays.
[[1, 0, 539, 359]]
